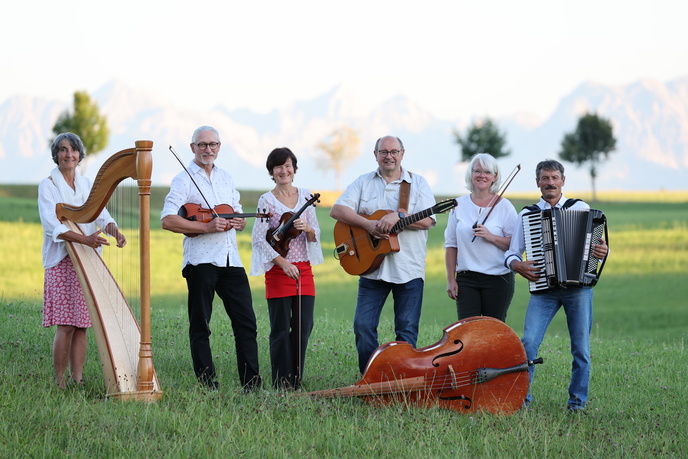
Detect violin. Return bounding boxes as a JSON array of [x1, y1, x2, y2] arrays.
[[266, 193, 320, 257], [303, 316, 543, 415], [178, 203, 271, 237]]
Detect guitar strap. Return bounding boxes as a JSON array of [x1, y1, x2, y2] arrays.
[[398, 172, 412, 213]]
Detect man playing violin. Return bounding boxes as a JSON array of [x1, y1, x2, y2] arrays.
[[161, 125, 261, 392], [330, 135, 436, 374]]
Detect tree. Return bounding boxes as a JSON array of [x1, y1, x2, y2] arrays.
[[452, 117, 510, 162], [51, 90, 109, 157], [316, 126, 360, 191], [559, 112, 616, 201]]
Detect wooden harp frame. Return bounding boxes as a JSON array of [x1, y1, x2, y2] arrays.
[[56, 140, 162, 401]]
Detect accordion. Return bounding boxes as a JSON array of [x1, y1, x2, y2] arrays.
[[523, 208, 608, 293]]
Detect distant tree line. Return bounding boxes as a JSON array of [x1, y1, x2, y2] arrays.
[[452, 113, 616, 201]]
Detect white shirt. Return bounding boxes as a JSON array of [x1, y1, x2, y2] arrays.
[[160, 162, 244, 270], [250, 188, 324, 276], [504, 194, 590, 269], [444, 194, 517, 275], [38, 175, 116, 269], [334, 167, 436, 283]]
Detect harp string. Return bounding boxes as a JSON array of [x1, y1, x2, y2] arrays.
[[103, 179, 140, 337]]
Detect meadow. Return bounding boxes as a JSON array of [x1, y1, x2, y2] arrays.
[[1, 185, 687, 457]]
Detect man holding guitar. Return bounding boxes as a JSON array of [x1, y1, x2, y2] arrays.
[[330, 135, 437, 374]]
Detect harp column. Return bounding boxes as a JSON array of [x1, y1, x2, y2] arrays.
[[134, 140, 156, 393]]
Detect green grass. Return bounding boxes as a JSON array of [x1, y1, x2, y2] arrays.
[[1, 190, 687, 456]]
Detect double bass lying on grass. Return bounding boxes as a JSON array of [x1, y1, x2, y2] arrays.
[[303, 316, 542, 415]]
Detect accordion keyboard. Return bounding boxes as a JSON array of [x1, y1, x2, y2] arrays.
[[523, 211, 550, 292]]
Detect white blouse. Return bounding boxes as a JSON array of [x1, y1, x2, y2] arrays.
[[444, 194, 518, 276], [38, 175, 116, 269], [250, 188, 324, 276]]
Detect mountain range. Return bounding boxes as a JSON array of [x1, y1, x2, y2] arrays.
[[1, 77, 687, 195]]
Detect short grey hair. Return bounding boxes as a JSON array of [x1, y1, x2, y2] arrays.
[[191, 126, 221, 144], [465, 153, 501, 193], [50, 133, 86, 164], [535, 159, 565, 180]]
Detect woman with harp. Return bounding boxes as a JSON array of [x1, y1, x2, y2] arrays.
[[250, 147, 323, 390], [38, 133, 127, 389]]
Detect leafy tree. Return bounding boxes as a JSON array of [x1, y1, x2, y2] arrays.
[[453, 117, 510, 162], [559, 112, 616, 201], [316, 126, 360, 191], [51, 90, 109, 157]]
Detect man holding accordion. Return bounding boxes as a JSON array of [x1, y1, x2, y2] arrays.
[[505, 159, 609, 413]]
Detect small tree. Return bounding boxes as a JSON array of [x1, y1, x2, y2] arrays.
[[316, 126, 360, 191], [453, 117, 510, 162], [51, 90, 109, 157], [559, 112, 616, 201]]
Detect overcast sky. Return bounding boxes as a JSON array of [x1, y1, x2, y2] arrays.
[[2, 0, 686, 121]]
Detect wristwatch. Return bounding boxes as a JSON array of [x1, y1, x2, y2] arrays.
[[398, 212, 405, 219]]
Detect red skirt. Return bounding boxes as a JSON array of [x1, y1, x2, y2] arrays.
[[265, 261, 315, 299]]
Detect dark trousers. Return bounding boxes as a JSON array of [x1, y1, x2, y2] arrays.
[[267, 295, 315, 389], [183, 263, 260, 388], [455, 271, 515, 321]]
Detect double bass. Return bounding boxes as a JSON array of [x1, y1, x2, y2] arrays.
[[304, 317, 542, 415]]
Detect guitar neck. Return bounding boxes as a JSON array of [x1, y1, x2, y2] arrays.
[[391, 207, 435, 232]]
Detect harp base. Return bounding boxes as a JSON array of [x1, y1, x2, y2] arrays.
[[106, 390, 163, 402]]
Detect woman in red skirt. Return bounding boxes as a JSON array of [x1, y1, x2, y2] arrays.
[[38, 133, 126, 389], [251, 147, 323, 390]]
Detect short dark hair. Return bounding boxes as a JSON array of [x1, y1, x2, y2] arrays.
[[266, 147, 298, 180], [535, 159, 565, 179], [51, 133, 86, 164]]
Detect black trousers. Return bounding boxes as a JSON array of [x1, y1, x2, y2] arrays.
[[267, 295, 315, 389], [455, 271, 515, 321], [183, 263, 260, 388]]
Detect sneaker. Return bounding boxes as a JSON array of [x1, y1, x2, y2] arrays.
[[566, 405, 585, 414]]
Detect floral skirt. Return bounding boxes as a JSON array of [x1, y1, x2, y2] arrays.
[[43, 256, 92, 328]]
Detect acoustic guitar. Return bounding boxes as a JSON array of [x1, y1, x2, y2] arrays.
[[333, 198, 457, 275]]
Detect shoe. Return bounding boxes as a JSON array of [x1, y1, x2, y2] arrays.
[[242, 376, 262, 394], [199, 380, 219, 390], [566, 405, 585, 414]]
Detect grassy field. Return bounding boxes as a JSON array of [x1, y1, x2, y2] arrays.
[[1, 187, 687, 456]]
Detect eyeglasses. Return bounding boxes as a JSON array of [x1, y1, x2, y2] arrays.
[[472, 169, 494, 176], [378, 149, 401, 158], [195, 142, 220, 150]]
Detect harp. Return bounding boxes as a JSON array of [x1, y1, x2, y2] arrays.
[[56, 140, 162, 401]]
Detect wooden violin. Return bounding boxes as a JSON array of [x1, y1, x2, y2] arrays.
[[266, 193, 320, 257], [178, 203, 271, 237], [303, 316, 542, 415]]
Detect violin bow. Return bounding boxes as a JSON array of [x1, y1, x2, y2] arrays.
[[296, 275, 302, 389], [471, 164, 521, 242], [169, 145, 219, 219]]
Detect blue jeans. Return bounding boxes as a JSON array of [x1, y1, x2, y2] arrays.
[[522, 287, 593, 408], [353, 277, 424, 374]]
